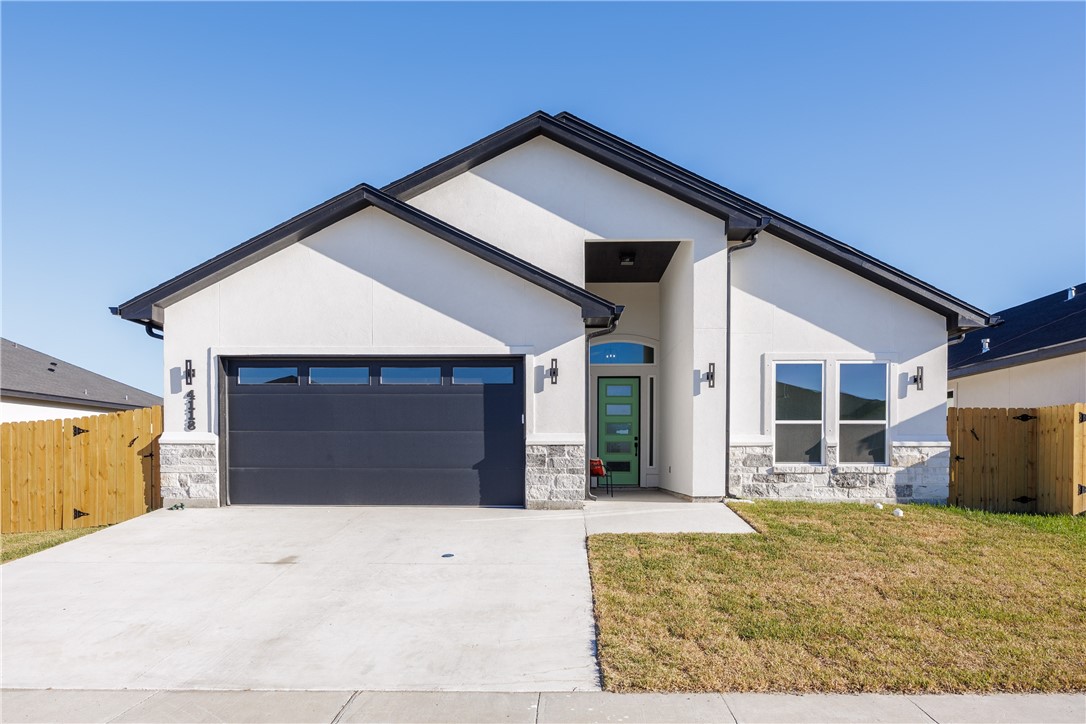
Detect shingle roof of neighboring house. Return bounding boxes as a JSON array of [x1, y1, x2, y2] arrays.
[[113, 111, 991, 336], [0, 338, 162, 410], [948, 284, 1086, 379]]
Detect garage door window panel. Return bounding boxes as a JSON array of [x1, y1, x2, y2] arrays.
[[380, 367, 442, 385], [452, 367, 514, 385], [310, 367, 371, 385], [238, 367, 299, 385]]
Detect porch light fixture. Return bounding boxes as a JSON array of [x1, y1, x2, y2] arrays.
[[619, 252, 635, 266], [547, 358, 559, 384], [707, 363, 716, 388], [910, 366, 924, 391], [183, 360, 196, 386]]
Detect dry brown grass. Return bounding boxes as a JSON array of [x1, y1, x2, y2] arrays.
[[587, 502, 1086, 693]]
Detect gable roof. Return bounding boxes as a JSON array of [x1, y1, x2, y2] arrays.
[[948, 284, 1086, 378], [384, 111, 991, 336], [113, 184, 621, 329], [1, 338, 162, 410]]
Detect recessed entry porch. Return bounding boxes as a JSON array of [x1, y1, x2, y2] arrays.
[[586, 239, 690, 496]]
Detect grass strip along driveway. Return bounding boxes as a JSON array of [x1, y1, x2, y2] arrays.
[[588, 502, 1086, 693], [1, 527, 105, 563]]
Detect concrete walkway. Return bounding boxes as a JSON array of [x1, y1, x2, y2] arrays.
[[2, 689, 1082, 723], [583, 489, 755, 534]]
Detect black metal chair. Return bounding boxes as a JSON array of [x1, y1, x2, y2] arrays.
[[590, 458, 614, 497]]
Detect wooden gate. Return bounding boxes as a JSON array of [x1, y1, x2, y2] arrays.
[[948, 404, 1086, 515], [0, 406, 163, 533]]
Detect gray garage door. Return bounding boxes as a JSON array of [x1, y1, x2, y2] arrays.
[[225, 358, 525, 506]]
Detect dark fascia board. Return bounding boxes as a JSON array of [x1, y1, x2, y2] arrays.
[[114, 184, 620, 327], [386, 106, 989, 336], [552, 113, 992, 335], [948, 337, 1086, 380], [382, 111, 764, 231], [1, 389, 152, 411]]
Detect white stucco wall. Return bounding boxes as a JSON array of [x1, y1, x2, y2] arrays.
[[586, 282, 660, 341], [950, 351, 1086, 408], [659, 242, 696, 495], [411, 138, 728, 497], [161, 207, 587, 445], [0, 397, 121, 423], [730, 232, 949, 447]]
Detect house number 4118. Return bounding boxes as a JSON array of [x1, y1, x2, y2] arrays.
[[183, 390, 196, 431]]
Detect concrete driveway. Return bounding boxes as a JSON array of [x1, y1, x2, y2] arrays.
[[1, 507, 599, 692]]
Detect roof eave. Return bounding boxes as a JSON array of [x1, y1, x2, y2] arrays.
[[114, 184, 620, 331], [949, 337, 1086, 379], [1, 389, 158, 410]]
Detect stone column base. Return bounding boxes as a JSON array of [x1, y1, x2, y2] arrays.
[[159, 437, 220, 508], [525, 444, 586, 510]]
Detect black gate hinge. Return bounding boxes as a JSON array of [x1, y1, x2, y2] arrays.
[[1012, 496, 1036, 504], [73, 508, 89, 520], [954, 455, 965, 462], [1079, 412, 1086, 423], [1012, 414, 1037, 422], [73, 425, 89, 437]]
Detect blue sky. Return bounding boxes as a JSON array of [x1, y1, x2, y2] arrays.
[[3, 2, 1083, 396]]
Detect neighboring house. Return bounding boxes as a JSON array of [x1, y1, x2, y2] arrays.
[[1, 338, 162, 423], [948, 284, 1085, 408], [112, 111, 991, 509]]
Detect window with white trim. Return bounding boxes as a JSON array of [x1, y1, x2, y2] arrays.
[[774, 362, 823, 464], [838, 362, 889, 464]]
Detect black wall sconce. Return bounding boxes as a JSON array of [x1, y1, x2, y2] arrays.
[[547, 358, 559, 385], [184, 360, 197, 386], [911, 366, 924, 391], [707, 363, 716, 388]]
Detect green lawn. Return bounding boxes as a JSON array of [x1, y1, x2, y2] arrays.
[[1, 527, 105, 563], [588, 502, 1086, 693]]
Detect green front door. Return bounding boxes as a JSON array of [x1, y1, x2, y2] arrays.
[[597, 377, 640, 486]]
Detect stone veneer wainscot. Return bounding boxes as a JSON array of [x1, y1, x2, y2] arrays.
[[729, 443, 950, 503], [159, 438, 220, 508], [526, 444, 586, 510]]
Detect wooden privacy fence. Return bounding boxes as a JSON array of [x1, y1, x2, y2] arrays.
[[0, 406, 162, 534], [948, 403, 1086, 515]]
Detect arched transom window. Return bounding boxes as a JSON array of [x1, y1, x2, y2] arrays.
[[590, 342, 655, 365]]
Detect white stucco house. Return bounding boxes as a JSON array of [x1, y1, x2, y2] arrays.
[[949, 284, 1084, 408], [113, 111, 991, 509]]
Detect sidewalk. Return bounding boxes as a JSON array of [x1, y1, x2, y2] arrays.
[[2, 690, 1083, 723]]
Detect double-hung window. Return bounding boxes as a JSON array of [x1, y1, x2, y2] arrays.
[[774, 362, 824, 464], [838, 362, 889, 464]]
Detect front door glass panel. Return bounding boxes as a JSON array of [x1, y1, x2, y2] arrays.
[[598, 376, 640, 486]]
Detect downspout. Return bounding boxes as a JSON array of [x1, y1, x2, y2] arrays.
[[584, 313, 622, 502], [110, 306, 164, 340], [724, 217, 770, 499]]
